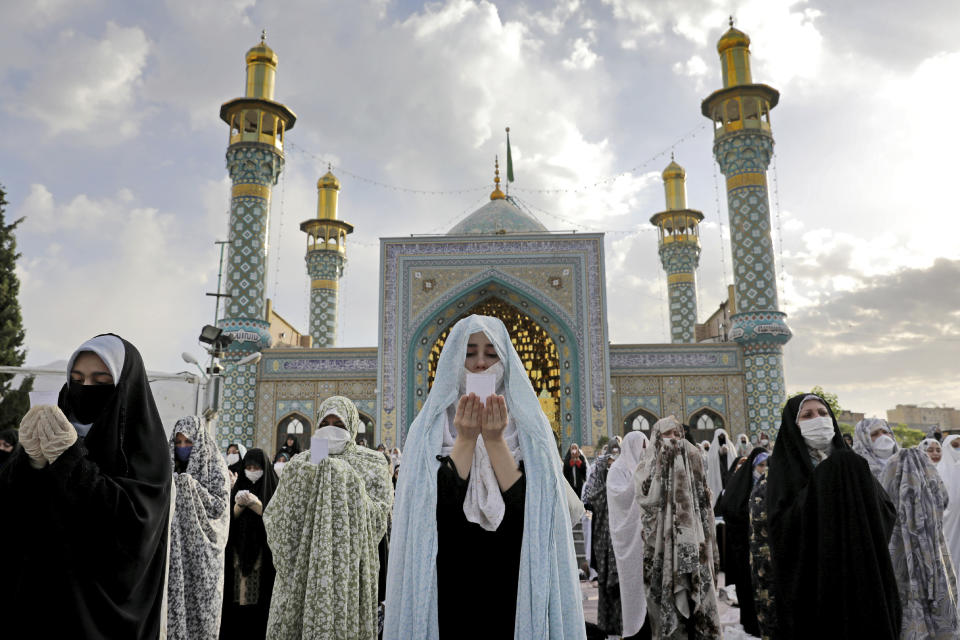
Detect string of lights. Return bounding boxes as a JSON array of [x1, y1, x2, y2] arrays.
[[771, 151, 786, 304], [284, 121, 708, 199]]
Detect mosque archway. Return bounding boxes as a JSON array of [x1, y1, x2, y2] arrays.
[[407, 279, 579, 447], [623, 407, 659, 435], [276, 413, 310, 455], [689, 407, 726, 441], [357, 412, 375, 448]]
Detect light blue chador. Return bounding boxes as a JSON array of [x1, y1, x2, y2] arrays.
[[383, 315, 586, 640]]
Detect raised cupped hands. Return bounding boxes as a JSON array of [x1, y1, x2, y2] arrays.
[[19, 405, 78, 468], [480, 395, 508, 443], [452, 394, 484, 441]]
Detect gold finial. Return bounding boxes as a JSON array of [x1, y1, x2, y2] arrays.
[[261, 29, 266, 44], [729, 16, 734, 28], [490, 155, 505, 200]]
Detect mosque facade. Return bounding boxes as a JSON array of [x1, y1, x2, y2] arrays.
[[214, 25, 790, 455]]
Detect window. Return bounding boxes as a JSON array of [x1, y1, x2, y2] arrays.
[[623, 408, 658, 435]]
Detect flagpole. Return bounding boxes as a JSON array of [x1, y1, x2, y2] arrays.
[[505, 126, 514, 196]]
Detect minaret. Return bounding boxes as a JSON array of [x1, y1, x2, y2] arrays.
[[702, 19, 791, 436], [300, 168, 353, 346], [650, 158, 703, 343], [216, 34, 296, 446]]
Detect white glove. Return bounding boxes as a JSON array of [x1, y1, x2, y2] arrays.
[[19, 406, 48, 468], [35, 406, 78, 464]]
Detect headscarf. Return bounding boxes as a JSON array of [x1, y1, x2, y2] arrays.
[[0, 428, 19, 468], [766, 393, 901, 639], [384, 315, 585, 640], [64, 335, 126, 436], [736, 433, 751, 457], [263, 396, 393, 638], [880, 448, 960, 638], [852, 418, 899, 479], [938, 435, 960, 581], [606, 431, 649, 637], [229, 448, 278, 575], [706, 428, 735, 505], [928, 426, 945, 442], [635, 416, 720, 638], [166, 415, 231, 638], [718, 446, 769, 633], [921, 438, 942, 456], [1, 334, 172, 638]]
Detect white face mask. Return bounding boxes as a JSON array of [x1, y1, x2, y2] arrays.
[[316, 425, 352, 454], [798, 416, 835, 450], [245, 469, 263, 483], [273, 462, 286, 475], [873, 434, 896, 458], [226, 453, 240, 466]]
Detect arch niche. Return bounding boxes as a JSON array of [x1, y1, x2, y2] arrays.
[[688, 407, 726, 442], [407, 280, 580, 448], [276, 413, 310, 455], [622, 407, 659, 435]]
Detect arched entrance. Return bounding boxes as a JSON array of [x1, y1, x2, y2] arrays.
[[688, 407, 726, 442], [426, 297, 562, 440], [406, 280, 579, 447], [276, 413, 310, 455], [623, 407, 659, 435], [357, 412, 375, 448]]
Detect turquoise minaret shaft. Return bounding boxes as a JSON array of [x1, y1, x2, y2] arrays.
[[651, 159, 703, 343], [702, 20, 791, 436], [216, 36, 296, 446], [300, 169, 353, 346]]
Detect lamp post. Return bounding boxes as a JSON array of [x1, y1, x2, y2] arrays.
[[187, 325, 262, 420]]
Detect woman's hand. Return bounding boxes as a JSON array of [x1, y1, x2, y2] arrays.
[[480, 395, 508, 443], [453, 394, 483, 441]]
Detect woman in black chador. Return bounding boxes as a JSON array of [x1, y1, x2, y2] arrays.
[[751, 393, 901, 639], [0, 334, 172, 638]]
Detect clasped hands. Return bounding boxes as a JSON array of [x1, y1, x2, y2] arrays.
[[452, 393, 508, 443], [234, 490, 262, 510], [19, 405, 78, 468]]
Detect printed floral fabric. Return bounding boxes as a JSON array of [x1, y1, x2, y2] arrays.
[[880, 448, 960, 639], [636, 417, 720, 639], [748, 475, 776, 640], [166, 416, 231, 639], [263, 396, 393, 640], [582, 459, 622, 635]]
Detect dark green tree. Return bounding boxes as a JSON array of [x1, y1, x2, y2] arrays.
[[0, 185, 33, 431]]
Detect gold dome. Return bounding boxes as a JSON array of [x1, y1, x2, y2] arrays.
[[317, 170, 340, 190], [717, 25, 750, 54], [246, 38, 278, 67], [662, 160, 686, 181]]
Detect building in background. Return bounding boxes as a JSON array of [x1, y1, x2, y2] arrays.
[[212, 23, 790, 455], [887, 404, 960, 431]]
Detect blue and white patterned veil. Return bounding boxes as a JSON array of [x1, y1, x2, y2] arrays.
[[383, 314, 586, 639]]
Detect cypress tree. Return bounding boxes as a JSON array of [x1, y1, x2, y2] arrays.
[[0, 185, 33, 431]]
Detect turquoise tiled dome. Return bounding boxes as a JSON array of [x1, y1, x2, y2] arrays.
[[447, 199, 548, 235]]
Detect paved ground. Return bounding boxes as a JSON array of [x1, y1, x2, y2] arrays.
[[580, 574, 749, 638]]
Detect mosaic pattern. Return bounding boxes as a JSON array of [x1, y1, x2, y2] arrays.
[[685, 394, 727, 419], [608, 345, 742, 374], [217, 145, 284, 446], [619, 395, 661, 416], [659, 242, 700, 343], [276, 399, 315, 423], [306, 250, 345, 347], [714, 129, 791, 437]]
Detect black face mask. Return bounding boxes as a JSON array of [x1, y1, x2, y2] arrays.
[[718, 434, 726, 446], [67, 383, 115, 424]]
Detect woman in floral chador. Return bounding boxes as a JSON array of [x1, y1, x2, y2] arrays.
[[635, 416, 720, 639], [880, 447, 960, 639], [167, 415, 231, 639], [263, 396, 393, 639]]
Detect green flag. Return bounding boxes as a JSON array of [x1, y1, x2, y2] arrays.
[[506, 127, 514, 183]]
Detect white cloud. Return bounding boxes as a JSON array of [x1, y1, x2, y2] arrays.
[[563, 37, 601, 70], [14, 21, 149, 139]]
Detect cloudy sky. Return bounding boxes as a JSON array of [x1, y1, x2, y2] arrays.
[[2, 0, 958, 419]]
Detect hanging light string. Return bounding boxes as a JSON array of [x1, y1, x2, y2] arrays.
[[771, 150, 787, 306], [511, 195, 657, 236], [286, 142, 489, 196], [284, 121, 707, 198], [711, 159, 730, 286], [511, 122, 708, 195], [272, 169, 287, 302]]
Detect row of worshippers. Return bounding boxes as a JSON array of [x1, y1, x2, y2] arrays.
[[5, 327, 956, 640], [0, 318, 585, 640]]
